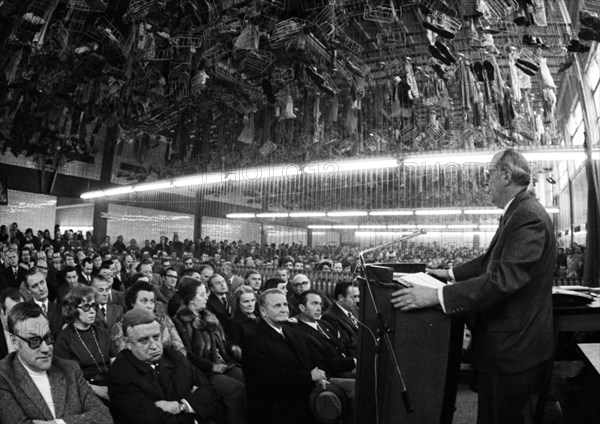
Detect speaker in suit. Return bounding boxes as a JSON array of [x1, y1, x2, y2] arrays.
[[321, 302, 359, 358], [108, 347, 222, 424], [95, 303, 124, 333], [393, 151, 555, 424], [0, 353, 112, 423], [242, 319, 320, 424]]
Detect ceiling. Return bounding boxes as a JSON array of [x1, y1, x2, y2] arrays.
[[0, 0, 591, 181]]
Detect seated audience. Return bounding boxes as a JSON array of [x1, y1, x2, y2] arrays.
[[242, 289, 327, 424], [108, 308, 224, 424], [0, 288, 24, 359], [112, 281, 185, 356], [54, 285, 115, 401], [0, 302, 112, 423], [92, 276, 123, 333], [322, 282, 360, 358], [287, 274, 331, 317], [206, 274, 233, 325], [225, 286, 259, 349], [172, 279, 246, 424]]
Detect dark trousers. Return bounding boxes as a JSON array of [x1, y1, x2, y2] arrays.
[[477, 362, 545, 424]]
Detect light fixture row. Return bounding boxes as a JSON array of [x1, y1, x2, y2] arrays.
[[310, 224, 498, 230], [80, 147, 599, 200], [226, 207, 559, 219]]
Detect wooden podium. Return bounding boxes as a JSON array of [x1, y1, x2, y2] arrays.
[[354, 264, 463, 424]]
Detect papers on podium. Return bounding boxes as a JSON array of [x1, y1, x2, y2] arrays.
[[393, 272, 446, 289]]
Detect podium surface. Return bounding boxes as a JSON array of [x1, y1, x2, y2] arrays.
[[354, 263, 463, 424]]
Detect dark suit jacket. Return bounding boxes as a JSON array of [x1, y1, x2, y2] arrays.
[[224, 309, 259, 348], [0, 319, 8, 360], [0, 269, 8, 292], [296, 320, 355, 377], [108, 289, 126, 310], [2, 265, 26, 289], [444, 190, 555, 374], [78, 273, 92, 285], [95, 303, 124, 333], [321, 302, 359, 358], [206, 293, 233, 325], [108, 348, 221, 424], [26, 300, 63, 338], [242, 320, 317, 424], [0, 353, 112, 423]]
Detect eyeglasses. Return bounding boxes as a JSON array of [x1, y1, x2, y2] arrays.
[[77, 302, 98, 312], [165, 274, 178, 278], [13, 333, 54, 349], [292, 281, 310, 287]]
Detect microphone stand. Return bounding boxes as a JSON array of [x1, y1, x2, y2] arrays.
[[358, 230, 425, 418]]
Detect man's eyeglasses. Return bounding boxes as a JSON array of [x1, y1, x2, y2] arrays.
[[292, 281, 310, 287], [77, 302, 98, 312], [165, 274, 178, 279], [13, 333, 54, 349]]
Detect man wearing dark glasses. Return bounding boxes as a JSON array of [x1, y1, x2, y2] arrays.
[[0, 302, 112, 423]]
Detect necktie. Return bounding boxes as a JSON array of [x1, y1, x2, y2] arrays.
[[222, 296, 229, 313], [316, 322, 330, 339], [348, 311, 358, 328], [42, 303, 47, 314], [100, 305, 106, 320]]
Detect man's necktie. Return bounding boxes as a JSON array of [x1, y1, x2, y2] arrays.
[[42, 303, 47, 314], [100, 305, 106, 320], [316, 322, 330, 339], [348, 311, 359, 328], [222, 296, 230, 314]]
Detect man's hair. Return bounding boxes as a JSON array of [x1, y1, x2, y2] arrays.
[[122, 308, 156, 338], [136, 259, 153, 272], [197, 264, 213, 274], [244, 270, 260, 280], [7, 302, 45, 334], [180, 268, 200, 278], [100, 260, 113, 270], [24, 268, 42, 288], [162, 267, 177, 277], [0, 287, 23, 312], [494, 149, 531, 187], [125, 281, 156, 311], [91, 275, 109, 287], [207, 274, 224, 288], [62, 285, 96, 324], [258, 288, 285, 308], [81, 257, 93, 267], [333, 281, 353, 301], [64, 265, 77, 274], [299, 289, 320, 307], [264, 278, 285, 291]]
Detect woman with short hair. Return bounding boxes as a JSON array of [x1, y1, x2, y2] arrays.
[[54, 285, 115, 401]]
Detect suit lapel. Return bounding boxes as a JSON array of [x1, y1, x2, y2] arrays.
[[484, 190, 529, 260], [48, 364, 67, 418], [334, 304, 356, 330], [13, 356, 55, 420]]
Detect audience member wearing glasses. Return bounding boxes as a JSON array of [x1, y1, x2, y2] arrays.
[[0, 302, 112, 423], [54, 285, 116, 401]]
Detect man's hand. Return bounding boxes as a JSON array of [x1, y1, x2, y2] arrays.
[[212, 363, 228, 373], [310, 367, 327, 382], [391, 285, 440, 311], [426, 268, 451, 280], [89, 384, 109, 400], [154, 400, 181, 414], [231, 345, 242, 360]]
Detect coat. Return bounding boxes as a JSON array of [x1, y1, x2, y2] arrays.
[[242, 320, 318, 424], [0, 353, 112, 423], [321, 302, 359, 358], [173, 307, 233, 375], [444, 190, 555, 374], [108, 348, 221, 424]]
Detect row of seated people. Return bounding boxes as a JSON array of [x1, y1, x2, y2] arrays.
[[0, 264, 361, 424]]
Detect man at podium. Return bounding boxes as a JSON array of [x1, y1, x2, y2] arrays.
[[391, 149, 555, 424]]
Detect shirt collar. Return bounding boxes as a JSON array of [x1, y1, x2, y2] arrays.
[[502, 196, 516, 218], [265, 321, 284, 336]]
